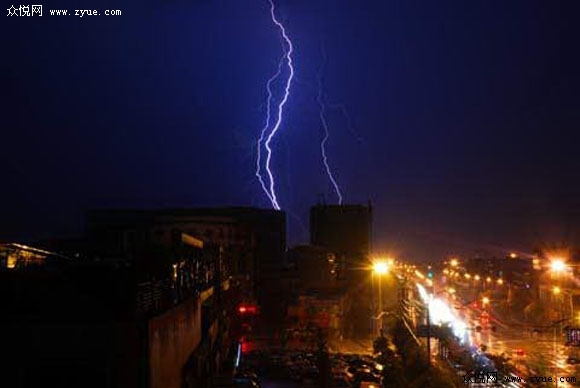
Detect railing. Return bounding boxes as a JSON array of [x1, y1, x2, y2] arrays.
[[136, 279, 172, 316]]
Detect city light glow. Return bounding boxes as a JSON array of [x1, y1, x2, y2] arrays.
[[373, 260, 389, 275], [550, 258, 567, 273], [416, 284, 470, 345]]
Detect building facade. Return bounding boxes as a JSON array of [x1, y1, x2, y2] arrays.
[[309, 203, 372, 284], [0, 223, 240, 387]]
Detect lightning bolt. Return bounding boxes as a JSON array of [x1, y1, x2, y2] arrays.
[[256, 0, 294, 211], [317, 42, 343, 204], [255, 56, 284, 207]]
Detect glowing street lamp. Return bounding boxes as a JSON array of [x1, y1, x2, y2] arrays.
[[450, 258, 459, 267], [553, 286, 562, 295], [550, 259, 567, 273], [497, 278, 504, 285], [372, 259, 392, 335], [373, 261, 390, 275], [482, 297, 490, 306]]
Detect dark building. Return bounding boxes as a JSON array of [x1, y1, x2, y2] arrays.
[[85, 207, 287, 323], [287, 245, 341, 290], [85, 207, 286, 310], [1, 230, 235, 388], [310, 203, 372, 283], [285, 245, 353, 339], [309, 203, 373, 338]]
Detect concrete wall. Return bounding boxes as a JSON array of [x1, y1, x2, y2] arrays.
[[148, 298, 202, 388]]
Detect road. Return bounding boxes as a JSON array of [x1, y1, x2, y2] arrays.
[[418, 278, 580, 387], [476, 326, 577, 385], [459, 304, 580, 387]]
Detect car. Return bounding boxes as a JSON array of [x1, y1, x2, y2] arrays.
[[234, 370, 259, 382], [353, 372, 380, 384], [360, 383, 380, 388]]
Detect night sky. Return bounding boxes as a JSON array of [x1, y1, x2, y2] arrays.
[[2, 0, 580, 260]]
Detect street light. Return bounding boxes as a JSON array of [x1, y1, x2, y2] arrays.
[[372, 259, 391, 336], [482, 297, 490, 306], [373, 261, 390, 275], [550, 259, 567, 273], [553, 286, 562, 295], [450, 258, 459, 267]]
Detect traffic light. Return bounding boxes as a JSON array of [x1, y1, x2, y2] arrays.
[[427, 271, 433, 279]]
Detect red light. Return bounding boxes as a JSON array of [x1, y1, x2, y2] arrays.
[[238, 304, 258, 314]]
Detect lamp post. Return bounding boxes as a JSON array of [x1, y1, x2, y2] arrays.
[[549, 258, 570, 338], [372, 260, 390, 336]]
